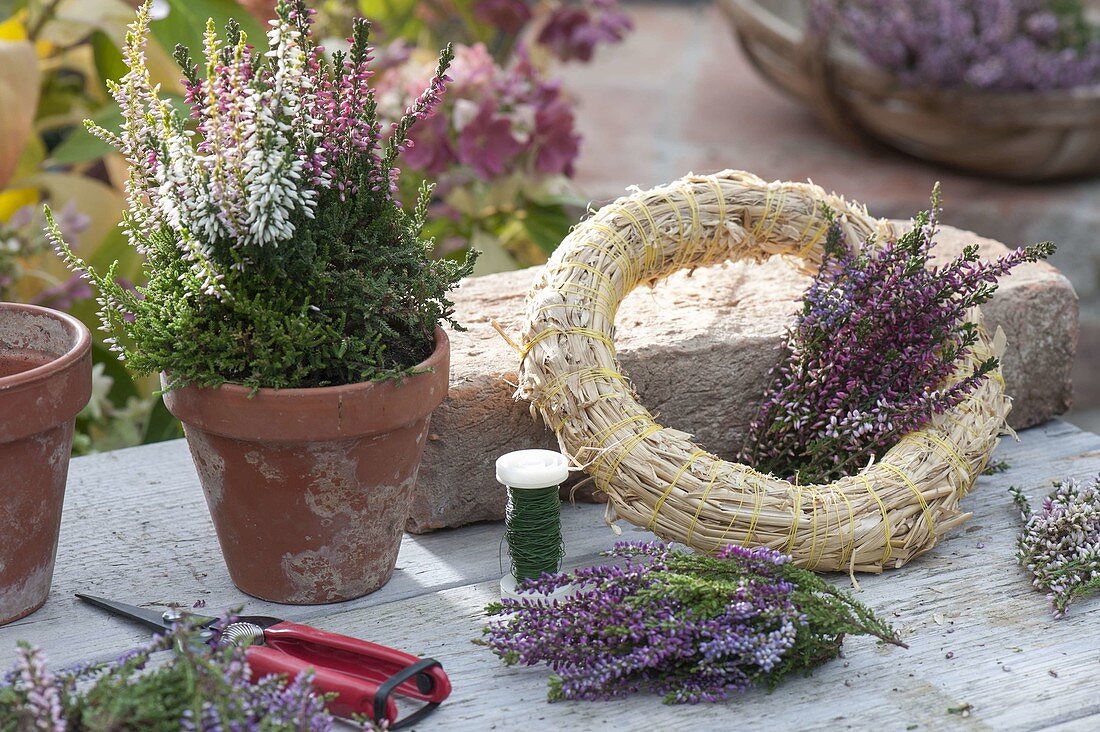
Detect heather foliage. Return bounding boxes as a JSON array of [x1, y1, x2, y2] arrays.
[[741, 193, 1054, 484], [481, 542, 902, 704], [1011, 477, 1100, 618], [47, 1, 475, 390], [815, 0, 1100, 91], [0, 622, 340, 731]]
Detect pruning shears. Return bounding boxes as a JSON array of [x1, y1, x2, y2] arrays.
[[76, 593, 451, 729]]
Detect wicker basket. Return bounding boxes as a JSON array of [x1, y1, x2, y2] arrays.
[[515, 170, 1010, 574], [718, 0, 1100, 181]]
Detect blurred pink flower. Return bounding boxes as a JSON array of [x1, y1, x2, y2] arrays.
[[447, 42, 499, 94], [536, 1, 632, 63], [533, 97, 580, 176], [401, 113, 458, 174], [457, 101, 525, 178], [32, 274, 93, 311], [473, 0, 533, 34]]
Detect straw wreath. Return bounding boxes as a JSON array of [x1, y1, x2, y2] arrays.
[[514, 170, 1010, 574]]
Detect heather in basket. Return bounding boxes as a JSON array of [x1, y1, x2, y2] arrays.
[[741, 192, 1053, 484], [814, 0, 1100, 91], [47, 0, 475, 390]]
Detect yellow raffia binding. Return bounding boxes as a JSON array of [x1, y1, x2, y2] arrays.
[[513, 170, 1011, 573]]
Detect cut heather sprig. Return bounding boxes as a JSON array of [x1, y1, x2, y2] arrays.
[[741, 190, 1054, 484], [0, 620, 339, 730], [480, 542, 902, 704], [1011, 477, 1100, 618], [46, 0, 474, 390]]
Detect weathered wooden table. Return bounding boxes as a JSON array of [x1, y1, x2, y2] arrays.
[[3, 421, 1099, 731]]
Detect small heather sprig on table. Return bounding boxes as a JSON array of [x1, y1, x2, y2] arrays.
[[480, 542, 903, 704], [740, 191, 1054, 484], [1011, 477, 1100, 618], [0, 619, 346, 731], [813, 0, 1100, 91]]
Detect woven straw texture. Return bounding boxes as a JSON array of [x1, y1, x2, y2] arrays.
[[515, 170, 1011, 574]]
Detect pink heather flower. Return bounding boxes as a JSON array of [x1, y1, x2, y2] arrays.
[[457, 101, 525, 178]]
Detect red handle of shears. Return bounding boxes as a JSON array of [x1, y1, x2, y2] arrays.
[[243, 621, 451, 724]]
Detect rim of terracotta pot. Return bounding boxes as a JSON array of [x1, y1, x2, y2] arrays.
[[0, 302, 92, 390], [162, 327, 450, 443]]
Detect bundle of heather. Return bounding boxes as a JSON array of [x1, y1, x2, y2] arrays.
[[0, 621, 341, 731], [481, 542, 903, 703], [741, 193, 1054, 485], [1012, 477, 1100, 617]]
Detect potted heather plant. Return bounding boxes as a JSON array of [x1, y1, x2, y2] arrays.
[[48, 1, 475, 604]]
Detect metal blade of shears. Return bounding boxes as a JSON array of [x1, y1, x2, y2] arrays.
[[75, 593, 216, 633]]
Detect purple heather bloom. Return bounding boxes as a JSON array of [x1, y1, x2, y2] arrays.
[[741, 196, 1052, 483], [483, 541, 809, 704], [1, 621, 337, 729]]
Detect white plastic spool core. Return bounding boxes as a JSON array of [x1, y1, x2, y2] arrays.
[[495, 449, 570, 490], [496, 449, 572, 601]]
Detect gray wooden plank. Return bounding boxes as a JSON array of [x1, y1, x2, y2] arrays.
[[0, 421, 1098, 731]]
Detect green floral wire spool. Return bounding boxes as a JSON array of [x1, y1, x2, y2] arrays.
[[505, 485, 565, 580], [514, 170, 1012, 574], [496, 450, 571, 595]]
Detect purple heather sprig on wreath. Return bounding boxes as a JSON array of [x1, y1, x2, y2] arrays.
[[1011, 477, 1100, 618], [741, 191, 1054, 484], [481, 541, 902, 704], [813, 0, 1100, 91]]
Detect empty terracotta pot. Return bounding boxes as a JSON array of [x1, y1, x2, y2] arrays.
[[0, 303, 91, 625], [163, 328, 449, 604]]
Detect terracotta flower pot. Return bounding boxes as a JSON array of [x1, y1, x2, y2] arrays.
[[0, 303, 91, 625], [163, 328, 450, 604]]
